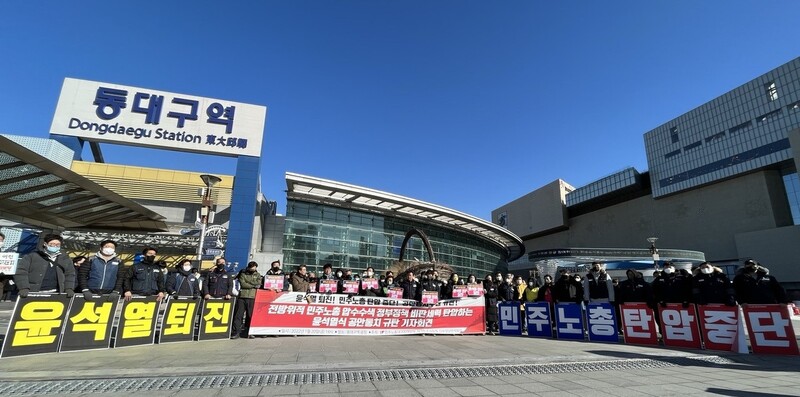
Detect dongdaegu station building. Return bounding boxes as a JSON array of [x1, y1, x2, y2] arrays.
[[494, 57, 800, 297], [0, 78, 523, 276]]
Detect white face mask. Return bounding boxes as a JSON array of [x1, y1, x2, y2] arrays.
[[101, 247, 115, 256], [700, 267, 713, 275], [182, 265, 192, 272], [366, 271, 374, 277], [662, 267, 675, 274]]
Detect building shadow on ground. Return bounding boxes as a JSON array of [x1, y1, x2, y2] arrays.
[[585, 348, 800, 373]]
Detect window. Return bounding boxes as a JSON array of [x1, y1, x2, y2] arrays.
[[664, 149, 681, 159], [729, 120, 752, 134], [683, 141, 702, 151], [765, 82, 778, 101], [670, 126, 679, 143], [756, 108, 781, 123], [787, 100, 800, 112], [705, 131, 725, 143]]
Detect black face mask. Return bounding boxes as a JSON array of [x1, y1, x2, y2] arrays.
[[143, 256, 155, 263], [247, 268, 257, 273]]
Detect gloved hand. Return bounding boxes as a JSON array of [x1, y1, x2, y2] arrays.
[[19, 289, 29, 299], [583, 300, 590, 306], [659, 301, 667, 308], [83, 290, 94, 300], [66, 289, 75, 298], [193, 295, 200, 300], [682, 302, 690, 309], [107, 291, 120, 302]]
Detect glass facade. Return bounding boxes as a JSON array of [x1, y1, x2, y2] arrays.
[[283, 200, 507, 276], [644, 57, 800, 197], [566, 167, 639, 207], [783, 171, 800, 225]]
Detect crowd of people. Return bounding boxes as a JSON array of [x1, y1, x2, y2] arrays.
[[1, 232, 793, 339]]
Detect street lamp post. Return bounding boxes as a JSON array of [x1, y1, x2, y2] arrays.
[[197, 174, 222, 260], [647, 237, 659, 270]]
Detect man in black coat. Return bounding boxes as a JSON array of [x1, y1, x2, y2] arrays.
[[15, 234, 75, 298]]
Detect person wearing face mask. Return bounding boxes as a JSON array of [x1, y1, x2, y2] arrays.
[[16, 234, 75, 299], [553, 270, 583, 304], [691, 262, 735, 306], [204, 257, 233, 300], [381, 275, 397, 297], [166, 259, 201, 299], [443, 273, 465, 299], [732, 259, 789, 305], [498, 273, 516, 302], [521, 277, 539, 302], [320, 263, 336, 280], [360, 266, 380, 296], [421, 269, 443, 299], [536, 275, 555, 303], [652, 262, 692, 308], [583, 262, 615, 305], [466, 274, 477, 285], [483, 274, 499, 333], [123, 247, 165, 302], [514, 276, 528, 302], [399, 271, 422, 301], [231, 261, 262, 339], [617, 269, 653, 305], [78, 240, 124, 301]]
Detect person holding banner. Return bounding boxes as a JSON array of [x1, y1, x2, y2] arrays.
[[290, 264, 310, 293], [617, 269, 652, 305], [78, 239, 124, 300], [733, 260, 789, 304], [123, 247, 165, 302], [483, 274, 499, 333], [360, 266, 380, 297], [553, 270, 583, 304], [536, 275, 554, 303], [204, 257, 233, 299], [15, 233, 75, 299], [381, 275, 397, 297], [652, 262, 692, 308], [443, 273, 465, 299], [583, 262, 615, 304], [692, 262, 736, 306], [231, 261, 262, 339], [166, 259, 201, 299], [399, 271, 422, 301]]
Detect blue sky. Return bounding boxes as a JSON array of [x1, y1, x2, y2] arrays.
[[2, 1, 799, 220]]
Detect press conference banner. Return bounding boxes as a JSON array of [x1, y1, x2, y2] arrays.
[[114, 295, 161, 348], [1, 294, 71, 358], [658, 303, 702, 349], [59, 295, 119, 352], [198, 298, 236, 340], [159, 297, 201, 344], [249, 291, 486, 336], [742, 304, 800, 355]]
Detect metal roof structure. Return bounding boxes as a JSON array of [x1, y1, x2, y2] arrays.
[[285, 172, 525, 261], [0, 135, 168, 232]]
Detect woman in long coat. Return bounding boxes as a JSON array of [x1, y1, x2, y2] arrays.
[[483, 274, 499, 333]]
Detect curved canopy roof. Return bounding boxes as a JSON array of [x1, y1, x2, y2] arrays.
[[285, 172, 525, 261]]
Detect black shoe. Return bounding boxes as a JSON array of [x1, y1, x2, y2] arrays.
[[247, 335, 255, 339], [230, 334, 240, 339]]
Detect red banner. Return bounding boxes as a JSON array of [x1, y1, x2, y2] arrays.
[[250, 291, 485, 335], [620, 303, 658, 345], [658, 303, 702, 349], [697, 304, 739, 351], [742, 304, 800, 355]]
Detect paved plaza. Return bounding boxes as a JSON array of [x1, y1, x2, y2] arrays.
[[0, 302, 799, 397]]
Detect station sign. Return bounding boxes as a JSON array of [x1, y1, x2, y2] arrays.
[[50, 78, 266, 157]]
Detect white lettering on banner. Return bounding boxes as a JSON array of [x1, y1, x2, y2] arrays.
[[588, 306, 615, 336], [500, 306, 519, 329], [527, 307, 550, 332], [703, 311, 738, 344], [623, 309, 652, 338], [557, 307, 582, 334], [749, 312, 790, 347], [662, 309, 694, 341]]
